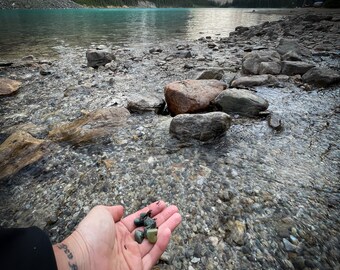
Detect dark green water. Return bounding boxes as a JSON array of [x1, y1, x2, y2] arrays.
[[0, 8, 281, 59]]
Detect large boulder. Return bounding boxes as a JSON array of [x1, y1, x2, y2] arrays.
[[48, 107, 130, 144], [231, 75, 279, 88], [127, 94, 165, 113], [170, 112, 231, 141], [164, 79, 227, 116], [0, 78, 22, 96], [242, 50, 281, 75], [86, 46, 115, 68], [0, 131, 48, 180], [281, 61, 315, 76], [276, 38, 312, 58], [302, 67, 340, 86], [214, 89, 269, 117]]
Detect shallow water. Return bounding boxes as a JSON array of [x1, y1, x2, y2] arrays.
[[0, 8, 282, 59]]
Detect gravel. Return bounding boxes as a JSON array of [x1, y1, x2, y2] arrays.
[[0, 12, 339, 269]]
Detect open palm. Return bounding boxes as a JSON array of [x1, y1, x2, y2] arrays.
[[55, 201, 181, 270]]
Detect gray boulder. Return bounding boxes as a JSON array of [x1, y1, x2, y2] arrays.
[[197, 68, 224, 80], [86, 47, 115, 68], [231, 75, 279, 88], [170, 112, 231, 141], [282, 50, 302, 61], [302, 67, 340, 86], [127, 94, 165, 113], [276, 39, 312, 58], [281, 61, 315, 76], [242, 50, 281, 75], [214, 89, 269, 117], [259, 62, 281, 75]]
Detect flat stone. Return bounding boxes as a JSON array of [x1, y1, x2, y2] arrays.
[[196, 68, 224, 80], [0, 78, 22, 96], [214, 89, 269, 117], [231, 75, 279, 88], [281, 61, 315, 76], [164, 79, 227, 116], [0, 131, 48, 180], [127, 94, 165, 113], [170, 112, 231, 141]]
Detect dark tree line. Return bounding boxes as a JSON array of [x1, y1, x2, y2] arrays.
[[225, 0, 306, 8], [73, 0, 218, 7], [73, 0, 339, 8]]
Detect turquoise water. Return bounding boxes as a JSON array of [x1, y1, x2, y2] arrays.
[[0, 8, 281, 59]]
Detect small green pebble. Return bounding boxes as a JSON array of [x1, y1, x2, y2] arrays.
[[146, 228, 158, 244], [134, 218, 144, 227], [134, 230, 144, 244]]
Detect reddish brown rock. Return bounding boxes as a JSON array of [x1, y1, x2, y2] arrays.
[[0, 131, 48, 180], [164, 79, 227, 115], [48, 107, 130, 144], [0, 78, 22, 96]]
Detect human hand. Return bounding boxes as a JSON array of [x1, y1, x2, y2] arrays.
[[53, 201, 181, 270]]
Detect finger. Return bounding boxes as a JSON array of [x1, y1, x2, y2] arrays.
[[142, 228, 171, 270], [105, 205, 124, 222], [153, 205, 179, 227], [121, 200, 166, 232], [139, 212, 182, 257]]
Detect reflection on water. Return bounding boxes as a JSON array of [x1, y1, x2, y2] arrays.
[[0, 8, 281, 60]]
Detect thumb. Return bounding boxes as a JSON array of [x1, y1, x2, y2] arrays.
[[105, 205, 124, 222]]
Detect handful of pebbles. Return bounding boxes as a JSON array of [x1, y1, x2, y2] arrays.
[[134, 210, 158, 244]]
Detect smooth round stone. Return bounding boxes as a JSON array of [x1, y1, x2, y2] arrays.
[[146, 228, 158, 244]]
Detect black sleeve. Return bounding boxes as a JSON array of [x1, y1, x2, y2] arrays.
[[0, 226, 58, 270]]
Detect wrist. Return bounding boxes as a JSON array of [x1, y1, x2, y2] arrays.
[[53, 232, 90, 270]]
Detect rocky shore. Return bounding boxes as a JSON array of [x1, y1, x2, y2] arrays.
[[1, 11, 340, 270]]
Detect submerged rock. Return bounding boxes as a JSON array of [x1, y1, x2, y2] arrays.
[[86, 47, 115, 68], [214, 89, 269, 117], [231, 75, 279, 88], [169, 112, 231, 141], [0, 131, 48, 180], [0, 78, 22, 96], [302, 67, 340, 86], [48, 107, 130, 144], [164, 79, 227, 116]]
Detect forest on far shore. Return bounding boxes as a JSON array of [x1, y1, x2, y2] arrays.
[[73, 0, 340, 8]]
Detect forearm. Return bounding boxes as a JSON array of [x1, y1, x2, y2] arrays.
[[53, 232, 89, 270]]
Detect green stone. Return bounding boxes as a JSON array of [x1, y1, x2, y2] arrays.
[[134, 230, 144, 244], [146, 228, 158, 244]]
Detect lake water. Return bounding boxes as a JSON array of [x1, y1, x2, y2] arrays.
[[0, 8, 282, 60]]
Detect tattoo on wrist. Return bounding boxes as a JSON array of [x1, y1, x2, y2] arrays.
[[57, 243, 78, 270]]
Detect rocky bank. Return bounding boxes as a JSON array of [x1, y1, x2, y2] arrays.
[[0, 12, 339, 270]]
